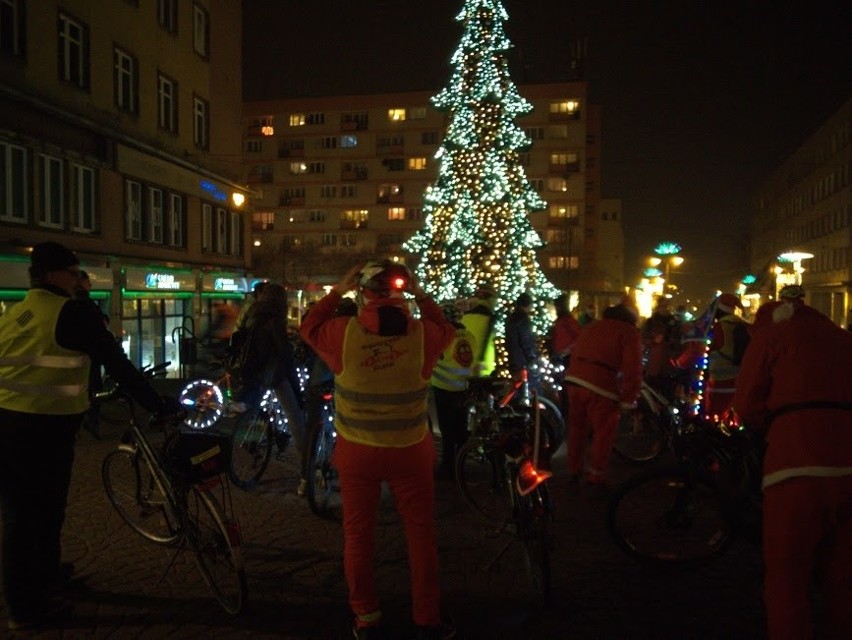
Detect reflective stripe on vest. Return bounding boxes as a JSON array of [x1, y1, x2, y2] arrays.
[[0, 289, 90, 415], [334, 318, 428, 447], [430, 329, 475, 392], [708, 317, 741, 382]]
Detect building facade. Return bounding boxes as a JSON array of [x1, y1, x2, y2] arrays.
[[749, 98, 850, 326], [0, 0, 251, 374], [243, 82, 624, 317]]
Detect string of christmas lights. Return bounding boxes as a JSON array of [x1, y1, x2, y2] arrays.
[[404, 0, 560, 366]]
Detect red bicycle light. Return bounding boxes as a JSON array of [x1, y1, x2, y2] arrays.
[[391, 276, 407, 290], [516, 459, 552, 496]]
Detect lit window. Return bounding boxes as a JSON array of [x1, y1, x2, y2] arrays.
[[289, 162, 307, 175], [290, 113, 305, 126], [548, 256, 579, 269], [388, 207, 405, 220], [549, 100, 581, 114], [340, 135, 357, 148], [550, 152, 579, 166], [546, 178, 568, 192], [388, 108, 406, 122], [408, 157, 427, 170], [549, 204, 579, 220]]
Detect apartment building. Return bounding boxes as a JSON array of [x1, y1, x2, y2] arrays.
[[243, 82, 624, 313], [750, 98, 850, 326], [0, 0, 249, 373]]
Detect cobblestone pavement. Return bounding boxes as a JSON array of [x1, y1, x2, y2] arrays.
[[1, 380, 767, 640]]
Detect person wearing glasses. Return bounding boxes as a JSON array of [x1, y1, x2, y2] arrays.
[[0, 242, 174, 631]]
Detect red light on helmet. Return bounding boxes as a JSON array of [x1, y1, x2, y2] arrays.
[[391, 276, 407, 290]]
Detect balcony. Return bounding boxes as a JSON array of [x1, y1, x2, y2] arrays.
[[340, 220, 368, 230], [549, 162, 581, 175], [376, 193, 405, 204], [279, 195, 305, 206], [247, 173, 273, 184], [377, 144, 405, 155], [548, 110, 581, 122]]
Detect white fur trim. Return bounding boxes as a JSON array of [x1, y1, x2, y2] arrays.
[[772, 301, 795, 323]]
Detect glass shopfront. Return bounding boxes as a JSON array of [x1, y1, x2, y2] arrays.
[[122, 267, 196, 376]]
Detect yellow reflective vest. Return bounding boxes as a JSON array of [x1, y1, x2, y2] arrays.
[[461, 311, 496, 376], [0, 289, 91, 415], [430, 326, 476, 391], [334, 318, 429, 447]]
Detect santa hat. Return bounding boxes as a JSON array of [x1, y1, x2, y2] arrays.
[[715, 293, 743, 314]]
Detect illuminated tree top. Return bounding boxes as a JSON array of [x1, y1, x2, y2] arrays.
[[405, 0, 559, 338]]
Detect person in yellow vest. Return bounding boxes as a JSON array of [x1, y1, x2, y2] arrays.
[[430, 302, 476, 475], [300, 260, 456, 640], [0, 242, 174, 631], [461, 287, 497, 376]]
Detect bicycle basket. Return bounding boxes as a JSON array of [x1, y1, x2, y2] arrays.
[[163, 430, 231, 483]]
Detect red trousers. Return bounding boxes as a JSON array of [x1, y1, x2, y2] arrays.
[[566, 385, 620, 483], [333, 433, 441, 628], [763, 475, 852, 640]]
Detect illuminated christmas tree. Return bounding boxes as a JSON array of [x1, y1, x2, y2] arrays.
[[404, 0, 559, 337]]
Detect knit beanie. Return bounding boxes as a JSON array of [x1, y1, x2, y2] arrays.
[[29, 242, 79, 278]]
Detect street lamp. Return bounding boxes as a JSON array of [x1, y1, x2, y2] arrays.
[[774, 250, 813, 298]]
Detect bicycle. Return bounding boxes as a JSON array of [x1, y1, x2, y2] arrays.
[[178, 359, 292, 491], [98, 362, 248, 614], [303, 382, 341, 519], [454, 370, 557, 604], [613, 371, 693, 463], [607, 413, 763, 568]]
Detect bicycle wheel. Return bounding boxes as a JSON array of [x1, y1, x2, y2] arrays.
[[613, 399, 665, 462], [183, 486, 247, 614], [606, 466, 734, 567], [102, 445, 181, 545], [179, 379, 225, 430], [455, 439, 510, 527], [229, 403, 274, 490], [306, 400, 341, 519], [518, 496, 552, 605]]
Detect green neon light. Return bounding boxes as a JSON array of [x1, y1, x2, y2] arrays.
[[653, 242, 682, 256], [121, 289, 194, 299]]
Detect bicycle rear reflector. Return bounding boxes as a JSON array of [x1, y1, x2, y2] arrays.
[[516, 459, 552, 496]]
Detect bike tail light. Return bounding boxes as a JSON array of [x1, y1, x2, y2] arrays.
[[515, 459, 552, 497]]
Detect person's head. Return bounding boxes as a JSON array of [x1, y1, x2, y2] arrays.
[[335, 297, 358, 317], [553, 293, 569, 317], [75, 269, 92, 298], [258, 282, 288, 313], [778, 284, 805, 302], [603, 303, 638, 326], [29, 241, 81, 296], [358, 260, 411, 301], [583, 304, 595, 317], [515, 292, 533, 312], [654, 298, 671, 315], [715, 293, 743, 317], [440, 301, 463, 325], [252, 280, 267, 300], [468, 286, 496, 313]]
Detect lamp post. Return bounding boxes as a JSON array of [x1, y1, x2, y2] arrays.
[[651, 242, 684, 298], [774, 250, 813, 298]]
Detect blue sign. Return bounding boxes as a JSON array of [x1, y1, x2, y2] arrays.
[[200, 180, 227, 202]]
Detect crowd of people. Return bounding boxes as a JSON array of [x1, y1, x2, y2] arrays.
[[1, 243, 849, 640]]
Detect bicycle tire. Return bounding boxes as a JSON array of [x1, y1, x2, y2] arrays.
[[179, 379, 225, 430], [228, 403, 274, 490], [455, 438, 510, 527], [518, 497, 552, 605], [183, 485, 247, 614], [606, 465, 735, 567], [102, 445, 181, 545], [613, 398, 666, 463], [306, 399, 341, 519]]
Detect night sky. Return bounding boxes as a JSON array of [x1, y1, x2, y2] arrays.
[[242, 0, 850, 301]]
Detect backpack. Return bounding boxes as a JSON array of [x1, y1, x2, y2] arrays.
[[223, 324, 259, 389]]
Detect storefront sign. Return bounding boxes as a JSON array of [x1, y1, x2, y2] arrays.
[[201, 273, 248, 294], [124, 267, 196, 293]]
